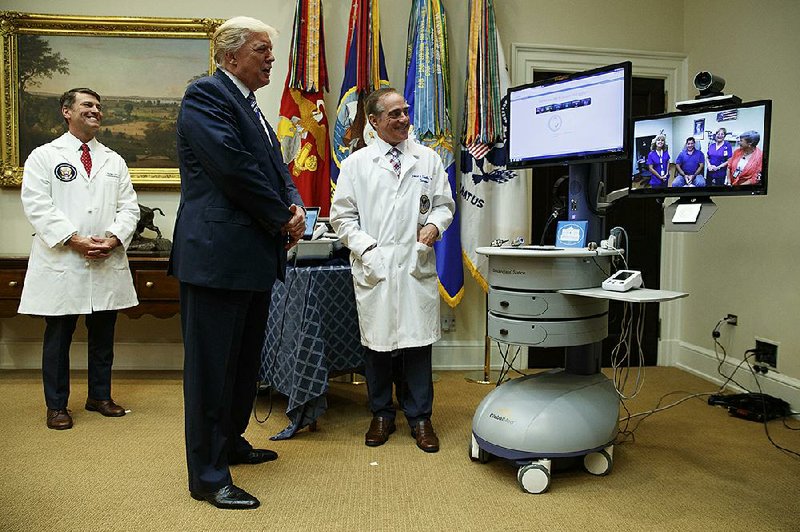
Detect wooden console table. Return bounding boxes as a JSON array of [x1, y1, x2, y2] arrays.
[[0, 255, 179, 319]]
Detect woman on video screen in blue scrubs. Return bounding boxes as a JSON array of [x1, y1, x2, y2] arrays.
[[706, 128, 733, 186], [646, 134, 670, 187]]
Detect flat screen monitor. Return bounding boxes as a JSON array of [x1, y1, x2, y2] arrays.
[[507, 61, 631, 168], [628, 100, 771, 198]]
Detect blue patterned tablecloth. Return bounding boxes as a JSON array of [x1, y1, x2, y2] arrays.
[[260, 263, 365, 439]]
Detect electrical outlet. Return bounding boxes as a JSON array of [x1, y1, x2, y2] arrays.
[[441, 315, 456, 332], [754, 337, 778, 369], [725, 314, 738, 326]]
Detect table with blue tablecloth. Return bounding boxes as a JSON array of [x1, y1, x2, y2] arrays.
[[260, 262, 365, 440]]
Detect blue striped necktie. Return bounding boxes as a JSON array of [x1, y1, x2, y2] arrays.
[[247, 92, 271, 144]]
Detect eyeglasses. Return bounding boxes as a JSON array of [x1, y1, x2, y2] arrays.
[[384, 107, 410, 120]]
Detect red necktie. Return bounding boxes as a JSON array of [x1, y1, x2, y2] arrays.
[[80, 143, 92, 176]]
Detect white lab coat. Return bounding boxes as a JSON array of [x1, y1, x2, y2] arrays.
[[18, 132, 139, 316], [330, 138, 455, 352]]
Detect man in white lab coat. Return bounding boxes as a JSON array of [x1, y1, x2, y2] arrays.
[[330, 88, 455, 453], [19, 88, 139, 430]]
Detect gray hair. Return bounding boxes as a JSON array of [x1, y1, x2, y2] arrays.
[[365, 88, 401, 118], [213, 16, 278, 64], [739, 130, 760, 147]]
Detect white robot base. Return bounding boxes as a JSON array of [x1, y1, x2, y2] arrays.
[[468, 369, 619, 494]]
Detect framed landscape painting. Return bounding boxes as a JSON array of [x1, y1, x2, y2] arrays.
[[0, 12, 222, 188]]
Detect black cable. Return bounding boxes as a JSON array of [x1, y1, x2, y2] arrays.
[[253, 255, 302, 425], [590, 255, 610, 277], [617, 320, 757, 441], [711, 319, 751, 392], [782, 417, 800, 431], [618, 323, 800, 458], [539, 175, 569, 245], [539, 210, 561, 246], [494, 341, 524, 386], [253, 386, 275, 424], [742, 355, 800, 459], [617, 389, 713, 444]]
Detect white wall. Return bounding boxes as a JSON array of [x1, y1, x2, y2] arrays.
[[671, 0, 800, 405]]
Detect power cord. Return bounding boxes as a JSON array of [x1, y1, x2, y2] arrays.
[[617, 389, 715, 444], [538, 175, 569, 245], [618, 320, 800, 459], [711, 317, 750, 391], [253, 253, 302, 425], [617, 352, 762, 442], [604, 225, 631, 273], [728, 349, 799, 458], [612, 301, 647, 400], [494, 341, 526, 386]]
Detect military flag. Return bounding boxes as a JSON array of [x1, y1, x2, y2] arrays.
[[330, 0, 389, 198], [459, 0, 529, 291], [277, 0, 332, 215], [404, 0, 464, 307]]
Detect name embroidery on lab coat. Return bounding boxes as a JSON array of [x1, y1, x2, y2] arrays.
[[54, 163, 77, 182], [413, 174, 431, 184]]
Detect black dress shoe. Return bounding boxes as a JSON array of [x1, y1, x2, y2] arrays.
[[190, 484, 260, 510], [229, 448, 279, 465]]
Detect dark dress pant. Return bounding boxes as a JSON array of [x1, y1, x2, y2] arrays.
[[180, 282, 270, 494], [364, 345, 433, 427], [42, 310, 118, 410]]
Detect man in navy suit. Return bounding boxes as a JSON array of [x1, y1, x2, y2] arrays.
[[169, 16, 305, 510]]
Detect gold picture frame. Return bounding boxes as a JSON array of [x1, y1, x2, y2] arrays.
[[0, 12, 222, 189]]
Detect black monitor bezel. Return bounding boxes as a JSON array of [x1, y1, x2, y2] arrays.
[[506, 61, 632, 169], [628, 99, 772, 199]]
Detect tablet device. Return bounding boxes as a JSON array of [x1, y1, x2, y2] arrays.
[[303, 207, 320, 240]]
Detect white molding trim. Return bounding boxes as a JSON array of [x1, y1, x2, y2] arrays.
[[510, 43, 689, 110], [673, 340, 800, 412], [432, 340, 509, 370], [0, 340, 184, 371], [1, 339, 498, 372]]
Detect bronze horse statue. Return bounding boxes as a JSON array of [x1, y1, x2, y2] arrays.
[[136, 205, 165, 239]]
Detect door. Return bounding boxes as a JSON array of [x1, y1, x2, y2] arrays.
[[528, 74, 665, 368]]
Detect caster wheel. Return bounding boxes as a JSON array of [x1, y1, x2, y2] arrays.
[[583, 446, 614, 476], [517, 460, 551, 494], [469, 434, 490, 463]]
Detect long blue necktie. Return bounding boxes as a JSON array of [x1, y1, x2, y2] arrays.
[[247, 92, 271, 144]]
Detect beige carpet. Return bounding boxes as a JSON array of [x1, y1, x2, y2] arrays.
[[1, 367, 798, 531]]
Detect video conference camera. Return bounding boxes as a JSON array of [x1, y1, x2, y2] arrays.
[[676, 70, 741, 111], [694, 71, 726, 98]]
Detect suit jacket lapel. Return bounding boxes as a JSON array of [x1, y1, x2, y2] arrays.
[[214, 71, 272, 147], [214, 70, 285, 173]]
